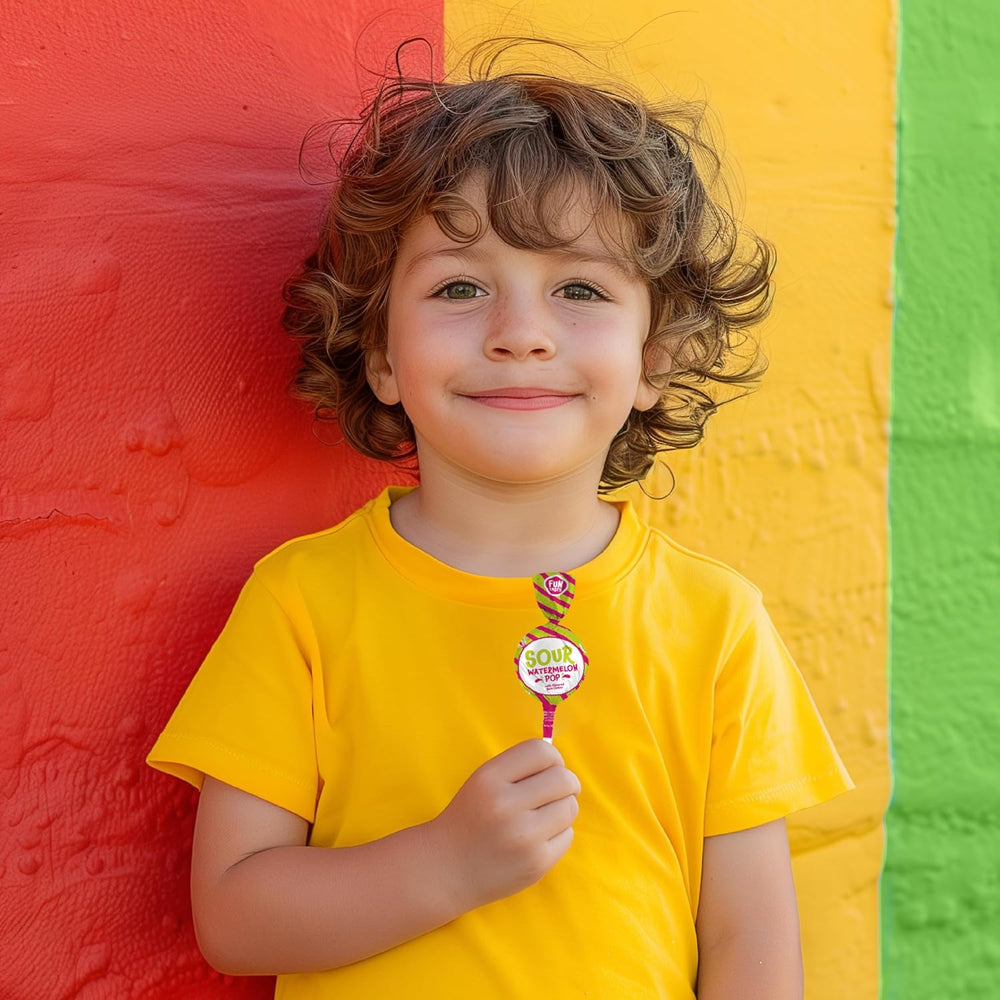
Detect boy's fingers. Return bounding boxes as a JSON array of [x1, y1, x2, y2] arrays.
[[531, 794, 579, 840], [492, 738, 564, 782], [513, 764, 581, 810], [543, 824, 576, 864]]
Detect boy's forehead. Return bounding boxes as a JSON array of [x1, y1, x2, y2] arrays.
[[396, 188, 638, 280], [399, 231, 635, 281]]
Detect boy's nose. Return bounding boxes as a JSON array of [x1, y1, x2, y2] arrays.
[[483, 303, 557, 361]]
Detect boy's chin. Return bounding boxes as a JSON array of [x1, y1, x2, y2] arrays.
[[448, 457, 607, 492]]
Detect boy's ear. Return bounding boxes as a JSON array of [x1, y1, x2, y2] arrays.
[[366, 349, 401, 405], [633, 377, 660, 412], [633, 337, 673, 411]]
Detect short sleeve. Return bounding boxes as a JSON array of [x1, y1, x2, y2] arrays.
[[704, 598, 853, 837], [146, 572, 319, 821]]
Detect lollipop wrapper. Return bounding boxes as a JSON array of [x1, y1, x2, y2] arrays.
[[515, 573, 588, 740]]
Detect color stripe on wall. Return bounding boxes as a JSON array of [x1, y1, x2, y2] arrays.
[[884, 4, 1000, 996]]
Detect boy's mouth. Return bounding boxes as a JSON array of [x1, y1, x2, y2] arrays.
[[461, 388, 578, 411]]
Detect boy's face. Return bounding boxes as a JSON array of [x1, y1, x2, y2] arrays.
[[369, 186, 658, 489]]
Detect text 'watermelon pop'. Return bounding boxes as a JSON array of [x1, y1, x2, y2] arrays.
[[515, 572, 589, 743]]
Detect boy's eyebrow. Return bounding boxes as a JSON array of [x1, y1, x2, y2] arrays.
[[402, 244, 637, 279], [402, 247, 475, 276], [550, 247, 637, 278]]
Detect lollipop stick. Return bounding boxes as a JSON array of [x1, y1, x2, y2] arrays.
[[542, 703, 556, 743]]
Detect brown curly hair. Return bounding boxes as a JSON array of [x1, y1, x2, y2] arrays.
[[283, 41, 774, 491]]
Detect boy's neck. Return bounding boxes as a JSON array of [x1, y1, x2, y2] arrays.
[[388, 475, 621, 578]]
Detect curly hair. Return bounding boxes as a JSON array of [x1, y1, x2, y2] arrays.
[[283, 41, 774, 491]]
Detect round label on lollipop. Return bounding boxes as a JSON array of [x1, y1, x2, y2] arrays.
[[516, 635, 586, 697], [515, 572, 588, 742]]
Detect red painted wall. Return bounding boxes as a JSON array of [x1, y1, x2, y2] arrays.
[[1, 5, 438, 997]]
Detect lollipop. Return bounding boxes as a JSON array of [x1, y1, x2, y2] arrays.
[[515, 572, 589, 743]]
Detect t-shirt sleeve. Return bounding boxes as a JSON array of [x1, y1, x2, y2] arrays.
[[146, 571, 319, 821], [703, 597, 853, 837]]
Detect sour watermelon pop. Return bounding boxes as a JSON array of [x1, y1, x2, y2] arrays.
[[515, 572, 588, 743]]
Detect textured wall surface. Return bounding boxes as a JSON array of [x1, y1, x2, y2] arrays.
[[1, 5, 436, 998], [3, 2, 891, 999], [883, 4, 1000, 997]]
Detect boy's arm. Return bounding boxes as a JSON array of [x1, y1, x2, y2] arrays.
[[695, 818, 803, 1000], [189, 739, 579, 974]]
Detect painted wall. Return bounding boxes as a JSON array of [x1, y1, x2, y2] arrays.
[[1, 6, 436, 998], [2, 2, 895, 998], [883, 4, 1000, 997]]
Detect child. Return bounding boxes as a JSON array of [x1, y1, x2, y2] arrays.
[[148, 49, 852, 1000]]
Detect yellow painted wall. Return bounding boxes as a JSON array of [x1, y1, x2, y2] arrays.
[[444, 4, 894, 997]]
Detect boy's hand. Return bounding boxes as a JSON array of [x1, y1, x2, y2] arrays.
[[430, 739, 580, 910]]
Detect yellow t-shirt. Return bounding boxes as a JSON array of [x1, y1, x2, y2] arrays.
[[148, 487, 852, 999]]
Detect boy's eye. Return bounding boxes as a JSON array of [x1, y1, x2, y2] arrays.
[[559, 283, 605, 301], [435, 281, 483, 300]]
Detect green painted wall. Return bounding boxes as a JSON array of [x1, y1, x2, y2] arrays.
[[885, 3, 1000, 996]]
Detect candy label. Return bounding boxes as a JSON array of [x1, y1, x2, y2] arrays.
[[516, 636, 586, 695]]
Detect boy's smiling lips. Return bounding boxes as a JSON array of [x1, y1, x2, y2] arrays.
[[460, 387, 580, 410]]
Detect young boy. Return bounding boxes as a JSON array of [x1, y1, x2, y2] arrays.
[[148, 57, 852, 999]]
